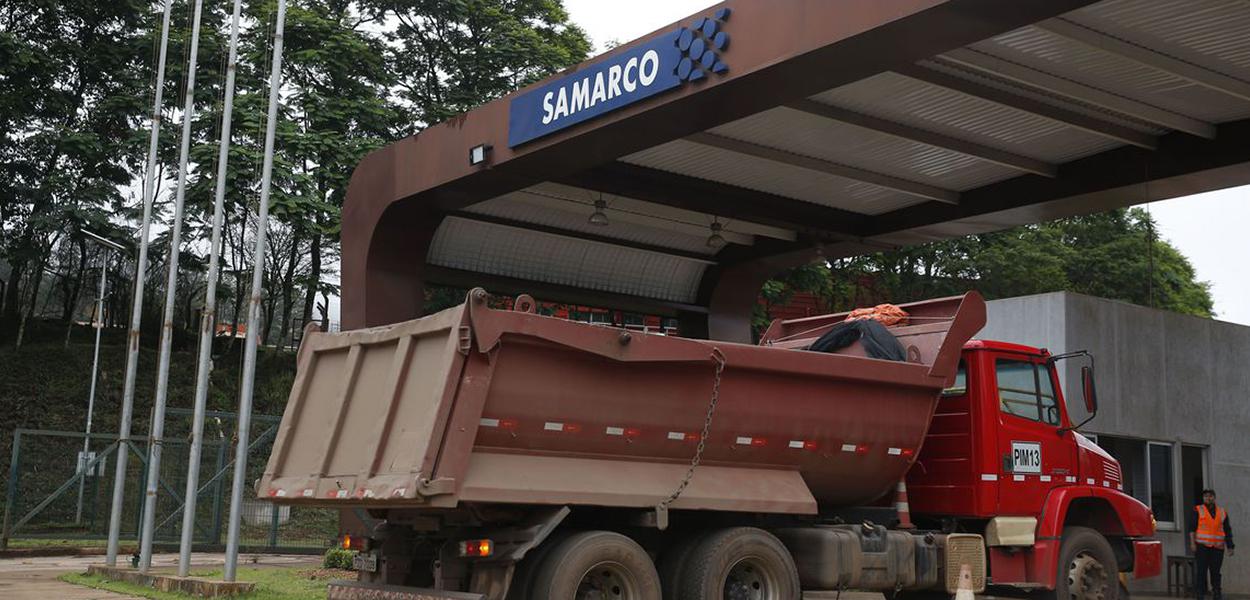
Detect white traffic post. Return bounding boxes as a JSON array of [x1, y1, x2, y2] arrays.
[[105, 0, 174, 567], [223, 0, 286, 582], [177, 0, 244, 577], [137, 0, 206, 573]]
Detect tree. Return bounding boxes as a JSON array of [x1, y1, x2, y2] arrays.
[[363, 0, 592, 132], [785, 207, 1215, 326], [0, 0, 150, 343]]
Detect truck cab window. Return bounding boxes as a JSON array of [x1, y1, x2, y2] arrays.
[[942, 361, 967, 396], [995, 359, 1054, 425], [1037, 365, 1060, 425]]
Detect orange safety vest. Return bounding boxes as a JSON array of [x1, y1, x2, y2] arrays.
[[1195, 505, 1228, 549]]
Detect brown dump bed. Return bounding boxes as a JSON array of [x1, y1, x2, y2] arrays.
[[260, 290, 985, 515]]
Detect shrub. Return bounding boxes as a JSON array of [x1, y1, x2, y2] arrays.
[[324, 547, 356, 570]]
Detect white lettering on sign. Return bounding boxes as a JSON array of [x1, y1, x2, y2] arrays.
[[1011, 441, 1042, 474], [540, 49, 662, 126]]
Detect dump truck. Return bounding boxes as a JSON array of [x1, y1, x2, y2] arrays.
[[260, 289, 1161, 600]]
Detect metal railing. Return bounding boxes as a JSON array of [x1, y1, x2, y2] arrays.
[[1, 408, 336, 554]]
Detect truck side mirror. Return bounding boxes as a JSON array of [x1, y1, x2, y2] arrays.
[[1081, 366, 1097, 415]]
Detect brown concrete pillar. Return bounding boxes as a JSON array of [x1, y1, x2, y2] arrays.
[[342, 193, 444, 330], [700, 246, 822, 343]]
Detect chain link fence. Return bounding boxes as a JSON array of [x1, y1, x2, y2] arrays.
[[1, 408, 336, 553]]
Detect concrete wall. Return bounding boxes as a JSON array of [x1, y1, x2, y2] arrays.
[[981, 292, 1250, 593]]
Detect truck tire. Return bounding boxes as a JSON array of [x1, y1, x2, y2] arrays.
[[658, 532, 705, 600], [1054, 527, 1120, 600], [507, 532, 567, 600], [530, 530, 662, 600], [680, 527, 800, 600]]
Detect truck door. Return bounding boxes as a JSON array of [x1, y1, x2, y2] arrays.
[[992, 354, 1078, 515]]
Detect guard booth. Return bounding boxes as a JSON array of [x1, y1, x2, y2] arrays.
[[340, 0, 1250, 345]]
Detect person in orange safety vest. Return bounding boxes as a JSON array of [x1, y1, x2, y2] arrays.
[[1189, 489, 1234, 600]]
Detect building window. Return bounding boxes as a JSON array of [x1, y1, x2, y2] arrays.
[[1097, 435, 1179, 529], [1148, 442, 1176, 528]]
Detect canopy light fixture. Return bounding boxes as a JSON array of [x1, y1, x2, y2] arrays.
[[469, 143, 492, 166], [588, 197, 609, 226], [706, 219, 727, 249]]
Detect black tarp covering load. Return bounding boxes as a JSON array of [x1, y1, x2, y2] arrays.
[[808, 319, 907, 361]]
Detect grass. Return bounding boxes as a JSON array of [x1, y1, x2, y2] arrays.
[[8, 537, 111, 548], [60, 566, 340, 600]]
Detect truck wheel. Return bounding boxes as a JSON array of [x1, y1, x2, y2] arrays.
[[1055, 527, 1120, 600], [507, 532, 566, 600], [681, 527, 800, 600], [658, 532, 705, 600], [531, 531, 661, 600]]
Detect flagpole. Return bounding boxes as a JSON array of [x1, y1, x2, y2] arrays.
[[177, 0, 244, 577], [137, 0, 207, 573], [105, 0, 174, 567], [224, 0, 286, 582]]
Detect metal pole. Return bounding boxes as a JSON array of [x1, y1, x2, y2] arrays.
[[138, 0, 206, 573], [0, 431, 21, 549], [76, 249, 109, 524], [177, 0, 243, 577], [106, 0, 174, 568], [224, 0, 286, 581]]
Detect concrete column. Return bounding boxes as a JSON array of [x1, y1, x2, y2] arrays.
[[342, 200, 444, 330]]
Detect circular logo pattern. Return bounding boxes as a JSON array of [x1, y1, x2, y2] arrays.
[[672, 8, 731, 82]]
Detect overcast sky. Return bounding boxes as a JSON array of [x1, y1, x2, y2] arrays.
[[563, 0, 1250, 326]]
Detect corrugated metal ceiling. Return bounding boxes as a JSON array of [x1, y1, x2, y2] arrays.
[[970, 24, 1250, 124], [428, 217, 708, 303], [708, 107, 1019, 192], [621, 138, 924, 216], [1071, 0, 1250, 77], [811, 71, 1125, 164], [465, 192, 719, 255]]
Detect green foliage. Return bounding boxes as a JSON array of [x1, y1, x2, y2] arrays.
[[323, 547, 356, 569], [363, 0, 592, 130], [753, 262, 835, 333], [759, 208, 1214, 335], [63, 566, 335, 600], [1, 0, 591, 344]]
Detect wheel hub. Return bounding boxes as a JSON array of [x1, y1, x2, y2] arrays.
[[725, 557, 776, 600], [577, 562, 634, 600], [1067, 552, 1109, 600]]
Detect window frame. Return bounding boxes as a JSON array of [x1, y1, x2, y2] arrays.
[[994, 358, 1061, 426], [1146, 441, 1178, 530]]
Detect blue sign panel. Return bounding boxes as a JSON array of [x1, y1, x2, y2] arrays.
[[507, 33, 685, 147]]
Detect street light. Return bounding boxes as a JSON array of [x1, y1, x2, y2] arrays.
[[75, 229, 125, 524]]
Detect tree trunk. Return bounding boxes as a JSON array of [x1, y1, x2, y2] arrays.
[[276, 230, 300, 349], [64, 238, 89, 347], [302, 229, 320, 326], [15, 251, 49, 349], [318, 290, 330, 331]]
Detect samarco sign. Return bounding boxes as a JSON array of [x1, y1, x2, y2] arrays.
[[507, 9, 731, 148]]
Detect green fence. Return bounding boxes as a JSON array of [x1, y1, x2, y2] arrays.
[[0, 408, 337, 553]]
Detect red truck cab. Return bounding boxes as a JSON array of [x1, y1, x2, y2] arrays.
[[909, 339, 1162, 590]]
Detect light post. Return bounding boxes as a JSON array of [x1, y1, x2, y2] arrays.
[[76, 229, 125, 524]]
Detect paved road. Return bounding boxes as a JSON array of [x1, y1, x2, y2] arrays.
[[0, 552, 319, 600], [4, 553, 1181, 600]]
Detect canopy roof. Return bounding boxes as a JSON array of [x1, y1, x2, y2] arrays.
[[342, 0, 1250, 341]]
